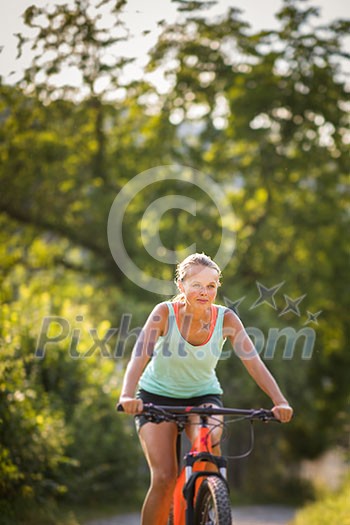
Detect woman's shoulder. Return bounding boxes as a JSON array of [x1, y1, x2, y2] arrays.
[[214, 303, 229, 311], [144, 302, 171, 335], [222, 307, 243, 328], [150, 301, 171, 319], [213, 303, 234, 316]]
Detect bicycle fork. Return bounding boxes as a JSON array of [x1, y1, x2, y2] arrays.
[[182, 451, 228, 524]]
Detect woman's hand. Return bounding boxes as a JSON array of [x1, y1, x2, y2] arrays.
[[272, 403, 293, 423], [117, 396, 143, 414]]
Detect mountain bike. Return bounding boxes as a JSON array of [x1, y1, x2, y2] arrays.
[[118, 403, 277, 525]]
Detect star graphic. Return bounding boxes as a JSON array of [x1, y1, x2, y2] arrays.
[[250, 281, 285, 310], [279, 294, 306, 317], [223, 295, 246, 316], [304, 310, 322, 325], [200, 320, 210, 331]]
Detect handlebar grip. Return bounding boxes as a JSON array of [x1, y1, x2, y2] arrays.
[[116, 404, 124, 412]]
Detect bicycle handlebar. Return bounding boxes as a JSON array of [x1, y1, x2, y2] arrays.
[[117, 403, 277, 422]]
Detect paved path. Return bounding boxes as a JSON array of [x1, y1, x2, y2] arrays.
[[232, 505, 296, 524], [86, 505, 297, 524]]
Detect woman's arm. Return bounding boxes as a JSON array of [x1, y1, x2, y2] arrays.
[[223, 310, 293, 423], [118, 302, 168, 414]]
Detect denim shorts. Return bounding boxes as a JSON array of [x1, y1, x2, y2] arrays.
[[134, 388, 223, 432]]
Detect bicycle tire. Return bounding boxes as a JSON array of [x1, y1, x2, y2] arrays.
[[194, 477, 232, 525]]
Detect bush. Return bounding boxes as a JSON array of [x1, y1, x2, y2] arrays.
[[291, 477, 350, 525], [64, 385, 145, 505]]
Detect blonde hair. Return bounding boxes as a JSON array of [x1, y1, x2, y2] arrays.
[[172, 253, 222, 302]]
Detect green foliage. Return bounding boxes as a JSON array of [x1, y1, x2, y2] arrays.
[[65, 386, 143, 505], [291, 477, 350, 525], [0, 294, 71, 503], [0, 213, 144, 518], [19, 0, 130, 100]]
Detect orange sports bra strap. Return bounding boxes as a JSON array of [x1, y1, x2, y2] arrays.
[[173, 301, 180, 318], [209, 304, 218, 334]]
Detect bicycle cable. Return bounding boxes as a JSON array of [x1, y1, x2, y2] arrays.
[[208, 415, 256, 460], [141, 406, 258, 460]]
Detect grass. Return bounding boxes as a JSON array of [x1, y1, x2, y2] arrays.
[[290, 477, 350, 525]]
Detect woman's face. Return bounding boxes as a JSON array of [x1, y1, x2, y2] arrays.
[[179, 265, 220, 307]]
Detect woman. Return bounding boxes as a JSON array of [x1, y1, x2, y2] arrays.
[[118, 253, 293, 525]]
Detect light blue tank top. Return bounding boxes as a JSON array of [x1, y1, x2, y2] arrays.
[[138, 302, 227, 398]]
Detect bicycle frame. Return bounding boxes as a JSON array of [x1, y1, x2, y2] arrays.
[[172, 413, 227, 525]]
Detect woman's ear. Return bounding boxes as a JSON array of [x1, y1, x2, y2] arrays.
[[177, 279, 185, 293]]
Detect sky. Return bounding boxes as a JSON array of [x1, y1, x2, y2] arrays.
[[0, 0, 349, 85]]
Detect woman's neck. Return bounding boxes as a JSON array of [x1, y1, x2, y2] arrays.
[[180, 301, 212, 321]]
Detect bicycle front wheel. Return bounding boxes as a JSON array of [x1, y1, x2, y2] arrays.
[[194, 476, 232, 525]]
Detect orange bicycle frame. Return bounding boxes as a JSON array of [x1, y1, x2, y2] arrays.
[[172, 421, 217, 524]]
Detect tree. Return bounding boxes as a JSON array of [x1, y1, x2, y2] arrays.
[[145, 0, 350, 469]]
